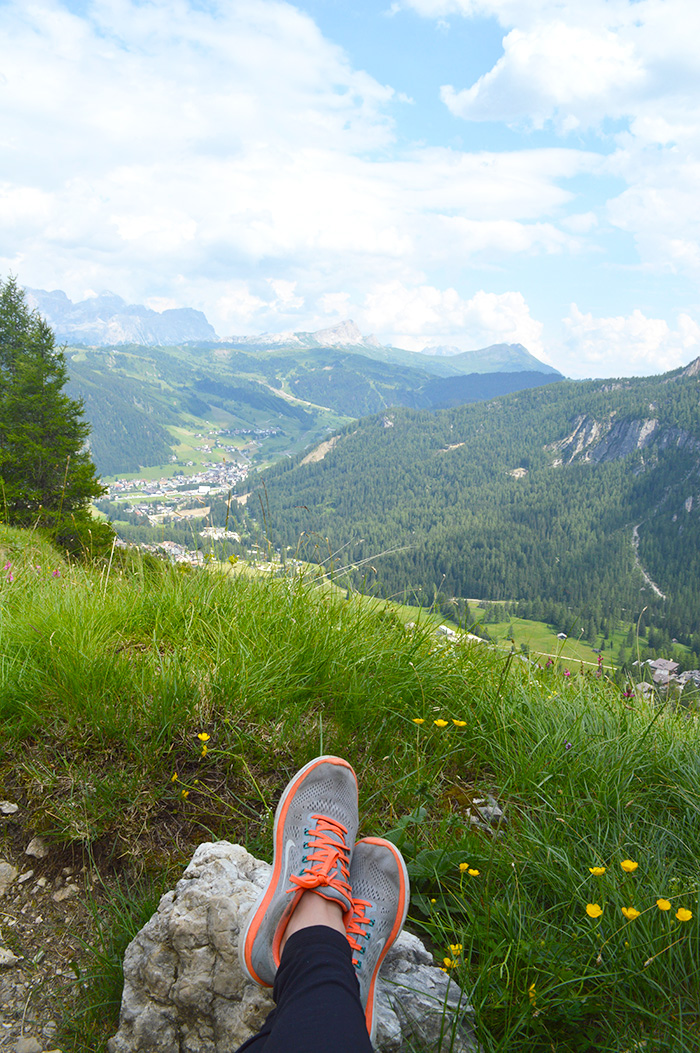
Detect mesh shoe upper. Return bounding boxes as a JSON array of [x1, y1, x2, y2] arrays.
[[239, 755, 359, 987], [346, 837, 410, 1043]]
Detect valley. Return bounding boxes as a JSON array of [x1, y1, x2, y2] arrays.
[[61, 307, 700, 671], [235, 358, 700, 662]]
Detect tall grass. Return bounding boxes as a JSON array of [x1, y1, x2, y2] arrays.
[[0, 524, 698, 1051]]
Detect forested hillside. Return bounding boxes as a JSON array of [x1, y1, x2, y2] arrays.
[[233, 361, 700, 641], [64, 341, 561, 476]]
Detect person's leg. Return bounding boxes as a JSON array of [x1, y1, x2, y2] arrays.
[[239, 755, 359, 988], [235, 758, 409, 1052], [234, 921, 372, 1053], [257, 925, 373, 1053], [236, 756, 360, 1052]]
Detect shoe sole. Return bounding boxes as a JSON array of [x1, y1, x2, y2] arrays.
[[358, 836, 410, 1044], [239, 754, 358, 987]]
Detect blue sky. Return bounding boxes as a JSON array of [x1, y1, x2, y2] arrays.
[[2, 0, 700, 377]]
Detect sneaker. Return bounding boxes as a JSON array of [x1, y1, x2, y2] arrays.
[[345, 837, 410, 1043], [239, 755, 359, 987]]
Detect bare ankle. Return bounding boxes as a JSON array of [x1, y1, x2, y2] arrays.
[[280, 890, 346, 953]]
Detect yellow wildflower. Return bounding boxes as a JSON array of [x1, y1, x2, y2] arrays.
[[180, 789, 189, 799], [656, 899, 672, 911], [442, 957, 458, 969], [412, 718, 425, 725], [197, 732, 211, 742], [452, 719, 467, 727], [528, 983, 536, 1005], [676, 908, 693, 922], [434, 719, 449, 727], [620, 859, 638, 873], [621, 906, 641, 921], [586, 903, 603, 918], [171, 772, 178, 782], [468, 868, 480, 877], [449, 943, 463, 954], [200, 744, 208, 758], [430, 898, 436, 904], [589, 867, 606, 876], [459, 862, 469, 872]]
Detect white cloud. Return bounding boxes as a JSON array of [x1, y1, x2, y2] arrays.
[[0, 0, 604, 324], [561, 212, 598, 234], [561, 304, 700, 377], [441, 22, 644, 130], [320, 292, 353, 317], [406, 0, 700, 295], [6, 0, 700, 377], [359, 281, 545, 354]]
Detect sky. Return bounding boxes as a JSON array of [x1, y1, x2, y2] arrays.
[[2, 0, 700, 378]]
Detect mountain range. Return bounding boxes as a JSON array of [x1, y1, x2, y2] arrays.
[[26, 286, 559, 376], [36, 287, 564, 476], [26, 289, 217, 346]]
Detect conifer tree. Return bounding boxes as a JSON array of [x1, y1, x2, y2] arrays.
[[0, 276, 109, 550]]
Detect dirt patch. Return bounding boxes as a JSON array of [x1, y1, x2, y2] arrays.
[[300, 436, 339, 466]]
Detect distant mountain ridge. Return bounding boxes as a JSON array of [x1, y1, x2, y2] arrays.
[[26, 288, 217, 346], [225, 319, 383, 351], [24, 286, 560, 378]]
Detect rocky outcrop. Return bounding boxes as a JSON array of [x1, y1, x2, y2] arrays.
[[585, 418, 659, 462], [108, 841, 479, 1053], [678, 356, 700, 378], [549, 414, 700, 466]]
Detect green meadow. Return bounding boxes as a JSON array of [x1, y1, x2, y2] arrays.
[[0, 525, 698, 1052]]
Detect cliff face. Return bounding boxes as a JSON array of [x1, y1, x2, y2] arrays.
[[25, 289, 217, 346], [549, 415, 700, 466]]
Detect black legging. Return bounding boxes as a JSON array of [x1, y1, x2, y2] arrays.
[[236, 925, 374, 1053]]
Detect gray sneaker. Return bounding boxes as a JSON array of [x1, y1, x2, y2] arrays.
[[345, 837, 410, 1043], [239, 755, 359, 987]]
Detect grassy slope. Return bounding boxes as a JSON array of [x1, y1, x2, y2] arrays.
[[0, 526, 698, 1052]]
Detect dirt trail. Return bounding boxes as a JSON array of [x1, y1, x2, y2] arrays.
[[631, 524, 667, 599]]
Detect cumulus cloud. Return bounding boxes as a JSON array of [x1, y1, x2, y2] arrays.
[[561, 304, 700, 377], [405, 0, 700, 335], [0, 0, 605, 337], [5, 0, 700, 374], [358, 282, 545, 355], [441, 22, 644, 131]]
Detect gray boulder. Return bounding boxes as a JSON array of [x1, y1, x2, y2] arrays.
[[108, 842, 478, 1053]]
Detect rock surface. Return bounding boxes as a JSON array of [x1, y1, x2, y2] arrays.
[[109, 841, 479, 1053]]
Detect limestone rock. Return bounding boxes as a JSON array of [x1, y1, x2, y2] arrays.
[[108, 841, 478, 1053], [0, 860, 19, 897], [25, 837, 49, 860], [0, 947, 22, 967], [0, 800, 19, 815], [52, 884, 79, 903], [15, 1037, 42, 1053]]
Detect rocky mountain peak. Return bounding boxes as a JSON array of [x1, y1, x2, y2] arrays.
[[680, 356, 700, 378], [24, 287, 217, 346], [310, 320, 365, 346]]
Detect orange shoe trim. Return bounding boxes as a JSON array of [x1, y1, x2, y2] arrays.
[[241, 756, 357, 986]]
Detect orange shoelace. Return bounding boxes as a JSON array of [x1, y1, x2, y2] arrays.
[[287, 814, 352, 902], [346, 898, 374, 968]]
